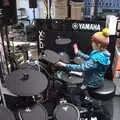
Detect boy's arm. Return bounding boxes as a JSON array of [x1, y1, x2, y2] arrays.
[[66, 59, 98, 71], [76, 50, 90, 60], [73, 43, 89, 60]]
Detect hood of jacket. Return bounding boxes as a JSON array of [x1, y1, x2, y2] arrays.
[[90, 50, 111, 65]]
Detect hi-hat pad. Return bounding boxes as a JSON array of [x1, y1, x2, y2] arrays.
[[55, 37, 72, 45], [59, 52, 70, 63], [5, 69, 48, 96], [40, 49, 60, 64]]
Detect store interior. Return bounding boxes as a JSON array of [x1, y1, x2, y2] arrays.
[[0, 0, 120, 120]]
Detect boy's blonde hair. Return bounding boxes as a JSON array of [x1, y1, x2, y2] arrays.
[[91, 28, 110, 50]]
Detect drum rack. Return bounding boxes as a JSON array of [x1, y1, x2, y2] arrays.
[[0, 47, 116, 120]]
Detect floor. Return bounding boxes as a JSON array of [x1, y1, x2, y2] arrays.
[[113, 96, 120, 120], [1, 79, 120, 120]]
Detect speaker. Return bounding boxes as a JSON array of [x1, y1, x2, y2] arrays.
[[0, 0, 17, 25], [29, 0, 37, 8]]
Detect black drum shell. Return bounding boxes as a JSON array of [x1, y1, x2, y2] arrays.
[[4, 94, 36, 111]]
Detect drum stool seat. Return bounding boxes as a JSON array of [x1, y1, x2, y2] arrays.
[[81, 80, 116, 120], [88, 80, 116, 101]]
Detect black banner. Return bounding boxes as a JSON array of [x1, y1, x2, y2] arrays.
[[35, 19, 105, 57], [0, 0, 17, 25], [35, 19, 116, 80]]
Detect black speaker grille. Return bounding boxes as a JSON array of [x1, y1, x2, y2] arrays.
[[29, 0, 37, 8], [0, 0, 17, 25]]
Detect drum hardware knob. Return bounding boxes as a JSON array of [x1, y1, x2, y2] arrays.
[[32, 96, 36, 102], [68, 75, 72, 79], [21, 73, 29, 81], [32, 95, 43, 103], [59, 98, 67, 104], [43, 54, 46, 57], [68, 74, 72, 79], [62, 106, 69, 112]]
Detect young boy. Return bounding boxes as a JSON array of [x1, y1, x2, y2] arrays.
[[56, 28, 111, 107]]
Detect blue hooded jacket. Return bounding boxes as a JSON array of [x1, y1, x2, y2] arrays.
[[66, 50, 111, 88]]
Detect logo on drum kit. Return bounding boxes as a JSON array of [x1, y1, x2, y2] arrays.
[[38, 30, 45, 49], [72, 22, 101, 31], [62, 106, 69, 112]]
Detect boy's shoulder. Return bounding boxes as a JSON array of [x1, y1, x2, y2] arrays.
[[90, 50, 111, 65]]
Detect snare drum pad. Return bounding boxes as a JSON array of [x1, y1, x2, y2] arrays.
[[53, 103, 80, 120], [19, 104, 48, 120]]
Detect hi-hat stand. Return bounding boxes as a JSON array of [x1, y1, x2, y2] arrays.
[[0, 78, 7, 107], [0, 26, 10, 74], [0, 52, 5, 83], [0, 24, 17, 73], [33, 8, 36, 20], [44, 0, 52, 19]]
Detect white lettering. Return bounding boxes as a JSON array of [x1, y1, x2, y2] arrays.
[[38, 30, 45, 49], [72, 23, 101, 31], [85, 24, 90, 30], [79, 24, 82, 29]]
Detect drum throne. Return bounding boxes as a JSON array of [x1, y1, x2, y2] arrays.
[[80, 79, 116, 120]]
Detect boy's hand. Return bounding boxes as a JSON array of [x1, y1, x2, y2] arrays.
[[73, 43, 79, 54]]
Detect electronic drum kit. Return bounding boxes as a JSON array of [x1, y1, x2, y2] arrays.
[[0, 49, 84, 120]]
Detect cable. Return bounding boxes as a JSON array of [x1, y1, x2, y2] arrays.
[[39, 61, 54, 79]]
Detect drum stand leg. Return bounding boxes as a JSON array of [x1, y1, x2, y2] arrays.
[[0, 26, 9, 74], [13, 111, 23, 120], [0, 79, 7, 107]]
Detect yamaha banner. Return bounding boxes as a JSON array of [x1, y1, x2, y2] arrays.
[[35, 19, 116, 80], [35, 19, 105, 57]]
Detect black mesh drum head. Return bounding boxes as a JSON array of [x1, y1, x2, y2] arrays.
[[40, 50, 60, 64], [0, 106, 15, 120], [59, 52, 70, 63], [53, 103, 80, 120], [19, 104, 48, 120]]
